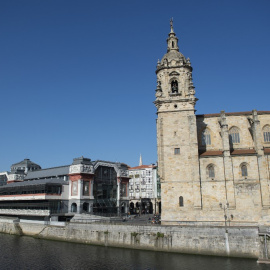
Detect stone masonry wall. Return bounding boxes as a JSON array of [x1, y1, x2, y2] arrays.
[[0, 219, 268, 260], [160, 111, 270, 225]]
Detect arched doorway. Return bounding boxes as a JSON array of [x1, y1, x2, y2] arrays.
[[71, 203, 77, 213], [121, 202, 126, 214], [129, 202, 134, 214], [135, 202, 140, 214], [158, 201, 161, 214], [83, 202, 89, 212], [142, 202, 146, 214], [149, 202, 153, 214]]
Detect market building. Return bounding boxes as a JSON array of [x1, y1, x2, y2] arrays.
[[0, 172, 8, 186], [0, 157, 129, 221]]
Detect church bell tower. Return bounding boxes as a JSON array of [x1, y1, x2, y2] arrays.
[[155, 20, 201, 223]]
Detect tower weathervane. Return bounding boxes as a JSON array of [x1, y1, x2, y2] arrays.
[[170, 17, 174, 32]]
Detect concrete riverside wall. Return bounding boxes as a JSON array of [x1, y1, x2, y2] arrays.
[[0, 219, 268, 259]]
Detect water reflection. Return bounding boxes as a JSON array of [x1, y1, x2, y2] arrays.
[[0, 233, 267, 270]]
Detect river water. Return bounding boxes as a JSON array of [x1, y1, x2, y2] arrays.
[[0, 233, 268, 270]]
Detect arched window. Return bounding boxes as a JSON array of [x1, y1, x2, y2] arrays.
[[201, 129, 211, 145], [171, 80, 178, 93], [241, 164, 248, 177], [263, 125, 270, 142], [71, 203, 77, 213], [207, 165, 215, 178], [229, 127, 240, 144], [179, 196, 184, 207]]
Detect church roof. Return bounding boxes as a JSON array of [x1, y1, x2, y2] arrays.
[[197, 111, 270, 118], [199, 149, 258, 157], [161, 50, 186, 63], [199, 151, 223, 157], [231, 149, 256, 155]]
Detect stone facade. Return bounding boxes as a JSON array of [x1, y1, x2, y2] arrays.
[[155, 20, 270, 225]]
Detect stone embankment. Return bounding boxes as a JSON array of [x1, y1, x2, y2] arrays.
[[0, 216, 269, 261]]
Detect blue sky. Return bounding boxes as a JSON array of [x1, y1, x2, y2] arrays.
[[0, 0, 269, 171]]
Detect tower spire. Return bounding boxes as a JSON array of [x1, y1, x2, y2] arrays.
[[139, 154, 143, 166], [167, 18, 179, 52], [170, 17, 174, 33]]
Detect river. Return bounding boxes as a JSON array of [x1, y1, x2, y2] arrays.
[[0, 233, 268, 270]]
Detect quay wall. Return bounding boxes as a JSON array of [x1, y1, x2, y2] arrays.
[[0, 218, 268, 259]]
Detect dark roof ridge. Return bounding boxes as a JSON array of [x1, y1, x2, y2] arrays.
[[32, 165, 70, 172], [1, 178, 68, 188], [197, 111, 270, 118], [93, 160, 127, 165]]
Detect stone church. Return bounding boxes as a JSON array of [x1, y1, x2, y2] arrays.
[[155, 20, 270, 225]]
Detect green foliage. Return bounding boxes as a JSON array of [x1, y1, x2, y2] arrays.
[[156, 232, 164, 238]]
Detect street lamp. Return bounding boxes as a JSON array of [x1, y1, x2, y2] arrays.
[[139, 197, 142, 216], [146, 202, 150, 218], [219, 202, 233, 231], [121, 202, 126, 220]]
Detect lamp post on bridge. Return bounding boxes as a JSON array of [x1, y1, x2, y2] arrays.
[[219, 202, 233, 232], [139, 196, 142, 216]]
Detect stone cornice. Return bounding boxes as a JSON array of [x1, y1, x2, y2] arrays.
[[156, 64, 192, 74], [69, 164, 94, 174]]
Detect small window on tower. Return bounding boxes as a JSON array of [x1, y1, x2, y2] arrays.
[[263, 125, 270, 142], [179, 196, 184, 207], [241, 164, 248, 177], [207, 164, 215, 178], [172, 41, 174, 48], [174, 148, 180, 155], [171, 80, 178, 93]]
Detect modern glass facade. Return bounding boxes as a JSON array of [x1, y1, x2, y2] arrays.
[[93, 166, 118, 215]]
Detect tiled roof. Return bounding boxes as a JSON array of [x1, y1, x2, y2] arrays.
[[129, 165, 156, 170], [199, 151, 223, 157], [199, 149, 257, 156], [231, 149, 256, 155], [197, 111, 270, 118]]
